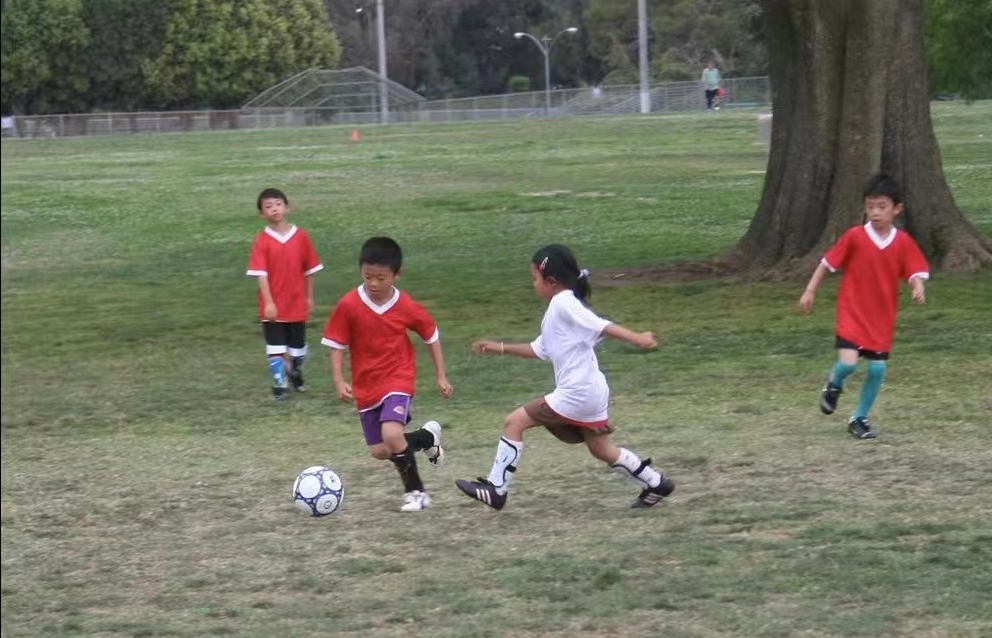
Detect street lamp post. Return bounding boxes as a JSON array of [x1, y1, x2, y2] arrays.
[[514, 27, 578, 115]]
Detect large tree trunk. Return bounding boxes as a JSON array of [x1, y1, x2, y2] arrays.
[[725, 0, 992, 275]]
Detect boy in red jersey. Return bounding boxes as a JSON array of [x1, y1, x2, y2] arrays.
[[799, 174, 929, 439], [322, 237, 454, 512], [246, 188, 323, 400]]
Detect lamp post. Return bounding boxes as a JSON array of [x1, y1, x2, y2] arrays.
[[355, 2, 389, 123], [514, 27, 578, 115]]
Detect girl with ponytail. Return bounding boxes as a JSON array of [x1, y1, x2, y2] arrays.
[[455, 244, 676, 510]]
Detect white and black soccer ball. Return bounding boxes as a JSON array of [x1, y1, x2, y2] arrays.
[[292, 466, 344, 517]]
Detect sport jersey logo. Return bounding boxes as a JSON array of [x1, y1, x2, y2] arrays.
[[392, 405, 406, 416]]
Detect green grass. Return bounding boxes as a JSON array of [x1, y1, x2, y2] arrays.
[[3, 104, 992, 638]]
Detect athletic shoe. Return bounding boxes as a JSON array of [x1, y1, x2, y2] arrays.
[[272, 386, 289, 401], [400, 490, 432, 512], [820, 380, 843, 415], [455, 478, 507, 511], [631, 475, 676, 509], [848, 417, 877, 440], [422, 420, 444, 467], [288, 370, 306, 393]]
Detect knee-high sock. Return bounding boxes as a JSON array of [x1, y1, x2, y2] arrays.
[[390, 448, 424, 493], [830, 361, 858, 388], [405, 427, 434, 451], [610, 448, 662, 489], [288, 346, 307, 373], [267, 356, 287, 388], [855, 360, 887, 418], [487, 437, 522, 495]]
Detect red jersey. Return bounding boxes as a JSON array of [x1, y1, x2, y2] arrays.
[[822, 223, 929, 352], [246, 226, 323, 322], [321, 286, 439, 410]]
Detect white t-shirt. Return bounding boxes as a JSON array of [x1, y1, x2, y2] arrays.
[[530, 290, 613, 423]]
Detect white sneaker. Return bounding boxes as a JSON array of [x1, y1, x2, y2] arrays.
[[422, 420, 444, 467], [400, 490, 432, 512]]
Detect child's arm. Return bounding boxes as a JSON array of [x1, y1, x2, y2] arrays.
[[910, 275, 927, 304], [329, 349, 353, 402], [472, 340, 538, 359], [602, 324, 657, 350], [426, 341, 454, 398], [799, 262, 830, 313], [258, 276, 278, 320]]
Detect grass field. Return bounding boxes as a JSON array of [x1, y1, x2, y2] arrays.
[[2, 104, 992, 638]]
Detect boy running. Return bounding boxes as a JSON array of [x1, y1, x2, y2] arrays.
[[322, 237, 453, 512], [799, 173, 929, 439]]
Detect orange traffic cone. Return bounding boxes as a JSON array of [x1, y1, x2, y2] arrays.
[[350, 129, 362, 142]]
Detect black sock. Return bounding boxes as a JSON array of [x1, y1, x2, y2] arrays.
[[290, 357, 305, 377], [404, 428, 434, 451], [389, 448, 424, 493]]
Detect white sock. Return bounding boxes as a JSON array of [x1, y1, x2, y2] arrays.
[[610, 448, 661, 489], [487, 437, 523, 495]]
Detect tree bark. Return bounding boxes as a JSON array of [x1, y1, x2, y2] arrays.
[[725, 0, 992, 275]]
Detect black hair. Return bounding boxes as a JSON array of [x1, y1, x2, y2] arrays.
[[257, 188, 288, 210], [532, 244, 591, 303], [359, 236, 403, 273], [863, 173, 903, 205]]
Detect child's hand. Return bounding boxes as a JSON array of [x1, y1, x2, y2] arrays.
[[911, 279, 926, 304], [306, 297, 315, 314], [437, 377, 454, 399], [798, 290, 815, 313], [635, 332, 658, 350], [335, 382, 354, 403], [472, 340, 501, 355], [263, 302, 278, 320]]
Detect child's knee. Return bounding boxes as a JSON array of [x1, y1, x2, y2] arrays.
[[866, 360, 887, 380], [368, 445, 392, 460]]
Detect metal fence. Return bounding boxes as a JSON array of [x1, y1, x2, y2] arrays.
[[2, 77, 770, 139]]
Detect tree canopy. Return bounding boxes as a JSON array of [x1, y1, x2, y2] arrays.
[[0, 0, 987, 114]]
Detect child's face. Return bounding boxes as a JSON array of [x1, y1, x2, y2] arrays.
[[361, 263, 399, 302], [259, 197, 288, 225], [864, 195, 903, 232], [530, 264, 558, 301]]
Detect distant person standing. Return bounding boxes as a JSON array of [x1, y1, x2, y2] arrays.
[[246, 188, 323, 400], [701, 61, 721, 110]]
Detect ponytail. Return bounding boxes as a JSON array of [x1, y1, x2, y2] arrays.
[[532, 244, 592, 303]]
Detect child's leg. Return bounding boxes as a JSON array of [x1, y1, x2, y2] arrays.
[[585, 433, 667, 490], [262, 322, 289, 397], [286, 322, 307, 391], [831, 348, 860, 388], [382, 420, 425, 494], [483, 405, 544, 495], [854, 359, 887, 419]]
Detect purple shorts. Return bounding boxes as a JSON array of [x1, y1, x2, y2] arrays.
[[359, 394, 413, 445]]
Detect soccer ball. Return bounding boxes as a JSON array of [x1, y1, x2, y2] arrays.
[[292, 466, 344, 517]]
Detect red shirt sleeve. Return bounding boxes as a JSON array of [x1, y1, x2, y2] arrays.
[[899, 234, 930, 281], [823, 228, 856, 272], [301, 231, 323, 276], [246, 235, 267, 276], [405, 297, 439, 343], [323, 295, 352, 347]]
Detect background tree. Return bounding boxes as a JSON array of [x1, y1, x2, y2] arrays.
[[144, 0, 339, 109], [925, 0, 992, 100], [727, 0, 991, 274], [1, 0, 91, 114], [81, 0, 175, 112]]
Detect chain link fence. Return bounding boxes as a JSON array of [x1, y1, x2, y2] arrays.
[[2, 77, 770, 139]]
